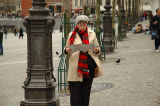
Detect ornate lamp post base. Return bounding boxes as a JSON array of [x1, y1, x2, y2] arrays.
[[20, 0, 60, 106], [103, 39, 114, 53], [20, 86, 60, 106], [103, 0, 114, 53]]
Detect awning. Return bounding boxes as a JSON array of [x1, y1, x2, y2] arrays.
[[74, 9, 82, 12]]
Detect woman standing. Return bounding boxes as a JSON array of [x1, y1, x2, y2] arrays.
[[150, 8, 160, 52], [65, 15, 104, 106]]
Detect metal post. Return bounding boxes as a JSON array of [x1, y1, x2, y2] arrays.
[[133, 0, 136, 25], [117, 0, 123, 41], [128, 0, 132, 30], [121, 0, 126, 38], [132, 0, 135, 27], [20, 0, 60, 106], [103, 0, 114, 53], [135, 0, 138, 23]]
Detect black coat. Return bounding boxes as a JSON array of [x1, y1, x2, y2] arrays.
[[0, 32, 3, 44], [150, 15, 160, 31], [19, 28, 23, 36]]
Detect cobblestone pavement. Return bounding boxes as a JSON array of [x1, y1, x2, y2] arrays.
[[1, 21, 160, 106]]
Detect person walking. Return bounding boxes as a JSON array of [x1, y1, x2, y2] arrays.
[[4, 28, 8, 39], [64, 15, 104, 106], [14, 27, 18, 36], [144, 12, 147, 21], [19, 27, 24, 39], [60, 24, 63, 32], [150, 8, 160, 52], [0, 26, 3, 55]]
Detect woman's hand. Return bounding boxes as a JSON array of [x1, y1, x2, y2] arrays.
[[93, 48, 99, 54], [78, 72, 83, 78], [66, 47, 72, 54], [153, 21, 158, 24]]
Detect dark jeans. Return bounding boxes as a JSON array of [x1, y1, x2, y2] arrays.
[[69, 68, 95, 106], [155, 38, 160, 50], [0, 43, 3, 55]]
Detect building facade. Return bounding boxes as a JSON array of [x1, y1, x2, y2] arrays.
[[72, 0, 105, 14], [0, 0, 21, 14], [21, 0, 73, 17]]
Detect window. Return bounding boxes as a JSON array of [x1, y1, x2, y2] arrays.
[[75, 0, 78, 6], [92, 0, 95, 4], [86, 0, 89, 4], [80, 0, 82, 6]]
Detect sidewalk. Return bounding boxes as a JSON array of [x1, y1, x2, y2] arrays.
[[0, 21, 160, 106], [60, 21, 160, 106]]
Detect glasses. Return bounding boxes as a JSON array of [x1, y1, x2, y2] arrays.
[[78, 22, 87, 27]]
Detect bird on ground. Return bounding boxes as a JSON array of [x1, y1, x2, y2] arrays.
[[115, 59, 121, 64], [56, 51, 59, 55]]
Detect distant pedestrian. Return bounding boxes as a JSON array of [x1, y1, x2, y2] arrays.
[[19, 27, 24, 39], [150, 8, 160, 52], [60, 24, 62, 32], [0, 26, 3, 55], [53, 26, 55, 33], [14, 27, 18, 36], [3, 28, 8, 39], [144, 12, 147, 21]]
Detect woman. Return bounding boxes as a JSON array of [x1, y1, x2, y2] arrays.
[[65, 15, 104, 106], [150, 8, 160, 52]]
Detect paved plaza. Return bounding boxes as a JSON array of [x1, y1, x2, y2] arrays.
[[1, 21, 160, 106]]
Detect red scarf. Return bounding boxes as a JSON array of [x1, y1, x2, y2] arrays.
[[69, 26, 89, 78]]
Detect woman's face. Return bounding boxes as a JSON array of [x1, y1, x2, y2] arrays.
[[157, 10, 160, 16], [77, 21, 87, 31]]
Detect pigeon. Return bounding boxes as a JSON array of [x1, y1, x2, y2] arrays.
[[56, 51, 59, 55], [115, 59, 121, 64]]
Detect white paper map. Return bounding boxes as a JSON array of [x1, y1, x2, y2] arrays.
[[68, 43, 97, 53]]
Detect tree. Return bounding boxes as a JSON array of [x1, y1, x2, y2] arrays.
[[63, 0, 71, 40]]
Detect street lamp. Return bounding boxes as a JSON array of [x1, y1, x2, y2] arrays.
[[20, 0, 60, 106], [132, 0, 135, 27], [128, 0, 132, 30], [121, 0, 126, 38], [133, 0, 136, 25], [103, 0, 114, 53]]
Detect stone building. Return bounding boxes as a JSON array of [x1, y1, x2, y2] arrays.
[[21, 0, 72, 17], [0, 0, 21, 14]]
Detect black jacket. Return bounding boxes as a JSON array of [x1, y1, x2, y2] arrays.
[[150, 15, 160, 31], [0, 32, 3, 43]]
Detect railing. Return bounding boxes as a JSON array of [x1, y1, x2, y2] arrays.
[[58, 53, 69, 92], [58, 14, 75, 93]]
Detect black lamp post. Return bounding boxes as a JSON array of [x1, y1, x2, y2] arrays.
[[128, 0, 132, 30], [121, 0, 126, 38], [103, 0, 114, 53], [20, 0, 60, 106], [133, 0, 136, 25], [132, 0, 135, 27]]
